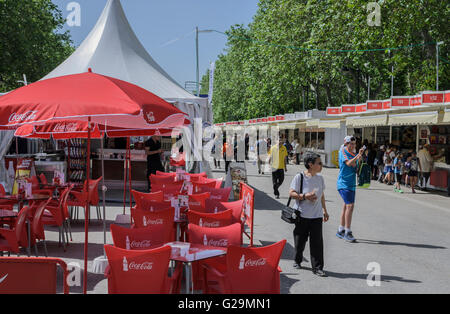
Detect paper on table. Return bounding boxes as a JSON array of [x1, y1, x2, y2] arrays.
[[193, 249, 225, 260]]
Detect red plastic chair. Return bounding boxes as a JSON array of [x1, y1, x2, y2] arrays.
[[0, 206, 32, 255], [187, 222, 243, 291], [150, 174, 176, 184], [201, 178, 224, 189], [131, 190, 164, 210], [130, 208, 175, 236], [26, 176, 53, 197], [205, 199, 244, 224], [187, 209, 233, 228], [202, 239, 286, 294], [31, 198, 53, 257], [68, 177, 102, 221], [198, 187, 231, 202], [187, 172, 207, 182], [160, 187, 184, 201], [155, 171, 177, 178], [151, 181, 183, 194], [188, 192, 211, 212], [111, 224, 173, 251], [192, 181, 216, 194], [0, 183, 15, 211], [104, 244, 181, 294], [0, 257, 70, 294], [41, 187, 73, 251]]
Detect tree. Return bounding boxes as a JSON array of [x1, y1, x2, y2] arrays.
[[0, 0, 74, 92], [211, 0, 449, 123]]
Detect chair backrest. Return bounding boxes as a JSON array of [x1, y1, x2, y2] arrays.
[[204, 200, 244, 224], [150, 174, 176, 185], [187, 209, 233, 228], [32, 198, 53, 240], [188, 192, 211, 211], [104, 245, 172, 294], [201, 178, 224, 189], [155, 171, 177, 178], [198, 187, 231, 202], [14, 206, 32, 248], [159, 187, 184, 201], [192, 181, 216, 194], [187, 223, 242, 247], [0, 257, 69, 294], [151, 181, 183, 194], [39, 173, 48, 185], [30, 176, 40, 190], [111, 224, 172, 250], [88, 177, 103, 206], [225, 239, 286, 294], [186, 172, 207, 182], [131, 190, 164, 210], [131, 208, 175, 230], [0, 183, 5, 196]]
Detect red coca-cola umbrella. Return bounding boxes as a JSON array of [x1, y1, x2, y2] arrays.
[[0, 70, 189, 294]]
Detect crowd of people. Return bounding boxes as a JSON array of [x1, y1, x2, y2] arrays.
[[361, 140, 434, 194]]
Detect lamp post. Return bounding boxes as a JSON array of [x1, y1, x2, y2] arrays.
[[196, 27, 213, 96], [436, 41, 444, 91]]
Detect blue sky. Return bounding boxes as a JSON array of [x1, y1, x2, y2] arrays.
[[52, 0, 259, 89]]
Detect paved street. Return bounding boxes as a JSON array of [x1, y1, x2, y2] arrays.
[[39, 162, 450, 294]]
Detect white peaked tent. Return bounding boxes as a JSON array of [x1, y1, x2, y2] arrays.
[[43, 0, 212, 123]]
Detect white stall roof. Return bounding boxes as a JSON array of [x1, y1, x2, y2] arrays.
[[43, 0, 210, 122]]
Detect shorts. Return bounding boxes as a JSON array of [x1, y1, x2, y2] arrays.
[[384, 166, 392, 174], [408, 170, 418, 177], [338, 189, 356, 205], [396, 173, 402, 182]]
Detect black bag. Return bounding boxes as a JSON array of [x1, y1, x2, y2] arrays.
[[281, 173, 303, 224]]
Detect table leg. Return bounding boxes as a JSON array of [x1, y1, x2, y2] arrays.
[[185, 262, 193, 294], [176, 224, 180, 242], [26, 219, 31, 257]]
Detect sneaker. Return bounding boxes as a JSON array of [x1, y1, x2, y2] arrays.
[[336, 230, 345, 239], [344, 231, 356, 243], [398, 189, 404, 194], [293, 263, 302, 270], [312, 269, 327, 277]]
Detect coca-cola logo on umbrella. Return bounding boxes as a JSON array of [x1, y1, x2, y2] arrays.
[[53, 122, 79, 133], [144, 111, 156, 124], [8, 111, 38, 123]]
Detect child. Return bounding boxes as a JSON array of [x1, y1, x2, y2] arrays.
[[393, 152, 404, 193], [405, 152, 422, 194], [383, 156, 393, 185]]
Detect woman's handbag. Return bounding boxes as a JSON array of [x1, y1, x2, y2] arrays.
[[281, 173, 303, 224]]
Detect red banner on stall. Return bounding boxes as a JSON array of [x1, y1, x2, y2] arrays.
[[410, 95, 422, 107], [445, 91, 450, 105], [391, 96, 410, 108], [326, 107, 342, 115], [239, 182, 254, 247], [382, 99, 391, 110], [367, 101, 383, 110], [341, 105, 356, 113], [422, 91, 444, 105]]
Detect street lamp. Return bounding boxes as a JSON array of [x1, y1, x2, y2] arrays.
[[436, 41, 444, 91], [196, 27, 214, 96]]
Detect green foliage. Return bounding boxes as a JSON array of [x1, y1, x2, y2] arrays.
[[211, 0, 449, 123], [0, 0, 74, 92]]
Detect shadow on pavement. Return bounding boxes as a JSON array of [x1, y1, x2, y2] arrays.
[[356, 239, 447, 250], [299, 266, 422, 283]]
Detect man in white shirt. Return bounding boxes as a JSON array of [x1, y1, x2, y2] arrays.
[[417, 144, 434, 191]]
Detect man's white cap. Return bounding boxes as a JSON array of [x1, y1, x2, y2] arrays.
[[344, 136, 353, 144]]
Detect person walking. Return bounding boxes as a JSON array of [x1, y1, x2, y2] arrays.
[[405, 151, 422, 194], [293, 138, 302, 165], [393, 152, 404, 193], [418, 144, 434, 191], [145, 135, 164, 192], [223, 137, 233, 174], [336, 136, 364, 243], [256, 137, 266, 174], [289, 153, 329, 277], [376, 145, 386, 182], [267, 136, 288, 199]]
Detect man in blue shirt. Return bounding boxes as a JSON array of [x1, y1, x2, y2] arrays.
[[336, 136, 364, 242]]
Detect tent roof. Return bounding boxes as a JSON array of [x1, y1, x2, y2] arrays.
[[43, 0, 202, 102]]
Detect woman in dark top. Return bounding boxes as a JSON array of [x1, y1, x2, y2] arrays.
[[145, 136, 164, 192]]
